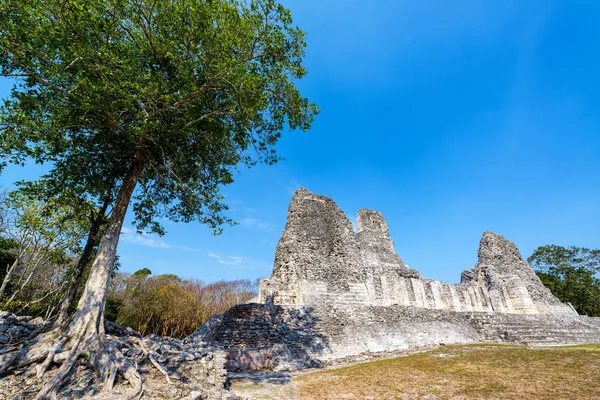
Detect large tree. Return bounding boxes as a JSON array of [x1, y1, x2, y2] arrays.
[[0, 0, 317, 397], [528, 245, 600, 317]]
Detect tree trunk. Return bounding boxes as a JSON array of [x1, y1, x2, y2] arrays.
[[66, 141, 148, 339], [0, 258, 19, 302], [30, 141, 149, 400], [54, 195, 111, 328]]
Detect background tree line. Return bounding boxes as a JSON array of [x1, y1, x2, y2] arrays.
[[0, 187, 257, 338], [529, 245, 600, 317]]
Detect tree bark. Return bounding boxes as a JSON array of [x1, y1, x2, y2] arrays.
[[54, 195, 111, 328], [33, 140, 149, 400], [66, 140, 148, 339], [0, 258, 19, 302]]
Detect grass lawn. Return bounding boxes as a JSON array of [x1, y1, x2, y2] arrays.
[[295, 344, 600, 399]]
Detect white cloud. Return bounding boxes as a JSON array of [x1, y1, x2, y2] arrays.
[[239, 217, 274, 230], [120, 227, 196, 251], [217, 256, 246, 266], [124, 235, 171, 248], [207, 253, 251, 268]]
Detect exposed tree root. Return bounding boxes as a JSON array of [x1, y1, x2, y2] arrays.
[[0, 318, 231, 400], [131, 336, 172, 385], [1, 324, 145, 400], [36, 336, 68, 378], [30, 332, 143, 400], [0, 329, 61, 374], [0, 348, 23, 375]]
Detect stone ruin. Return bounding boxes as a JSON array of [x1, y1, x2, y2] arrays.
[[198, 188, 600, 372], [260, 189, 572, 315]]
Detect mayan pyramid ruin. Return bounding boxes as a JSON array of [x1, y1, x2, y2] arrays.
[[197, 188, 600, 372]]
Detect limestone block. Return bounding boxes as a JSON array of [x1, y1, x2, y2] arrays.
[[428, 281, 445, 310], [445, 284, 463, 311], [467, 286, 483, 311], [460, 287, 474, 311], [504, 277, 537, 314], [487, 289, 507, 313], [478, 287, 493, 312], [380, 275, 392, 306], [395, 277, 411, 306], [356, 209, 421, 280], [501, 286, 515, 313], [298, 281, 327, 305], [409, 279, 427, 308]]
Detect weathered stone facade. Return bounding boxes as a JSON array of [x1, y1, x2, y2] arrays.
[[259, 188, 574, 315], [261, 188, 370, 306], [200, 188, 600, 372]]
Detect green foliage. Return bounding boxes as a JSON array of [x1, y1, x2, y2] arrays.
[[0, 298, 25, 312], [104, 296, 123, 323], [528, 245, 600, 317], [132, 268, 152, 278], [0, 236, 17, 282], [0, 0, 318, 236], [5, 191, 89, 258]]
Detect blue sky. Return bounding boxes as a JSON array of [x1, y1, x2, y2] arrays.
[[1, 0, 599, 284]]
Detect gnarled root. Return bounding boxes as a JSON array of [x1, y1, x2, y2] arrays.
[[1, 324, 144, 400], [0, 329, 62, 375], [130, 336, 172, 385], [32, 332, 143, 400]]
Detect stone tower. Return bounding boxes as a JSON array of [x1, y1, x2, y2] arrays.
[[259, 188, 575, 315], [260, 188, 370, 305], [461, 231, 571, 314]]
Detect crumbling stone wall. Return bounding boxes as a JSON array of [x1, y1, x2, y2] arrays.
[[200, 302, 600, 372], [260, 188, 575, 316], [198, 303, 481, 372], [203, 188, 600, 372]]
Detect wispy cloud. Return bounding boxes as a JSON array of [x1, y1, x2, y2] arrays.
[[240, 217, 275, 230], [120, 227, 197, 251], [207, 253, 265, 269], [208, 253, 247, 268], [217, 256, 246, 266], [235, 206, 276, 231]]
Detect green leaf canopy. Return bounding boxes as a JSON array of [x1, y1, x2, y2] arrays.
[[0, 0, 318, 234]]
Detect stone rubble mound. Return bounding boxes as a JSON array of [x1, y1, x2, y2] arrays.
[[0, 311, 45, 345]]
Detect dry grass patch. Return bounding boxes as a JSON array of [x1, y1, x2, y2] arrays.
[[295, 344, 600, 399]]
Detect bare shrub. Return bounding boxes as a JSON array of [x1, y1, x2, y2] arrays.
[[107, 272, 257, 337]]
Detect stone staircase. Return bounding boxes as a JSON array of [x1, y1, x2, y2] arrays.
[[463, 312, 600, 345]]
